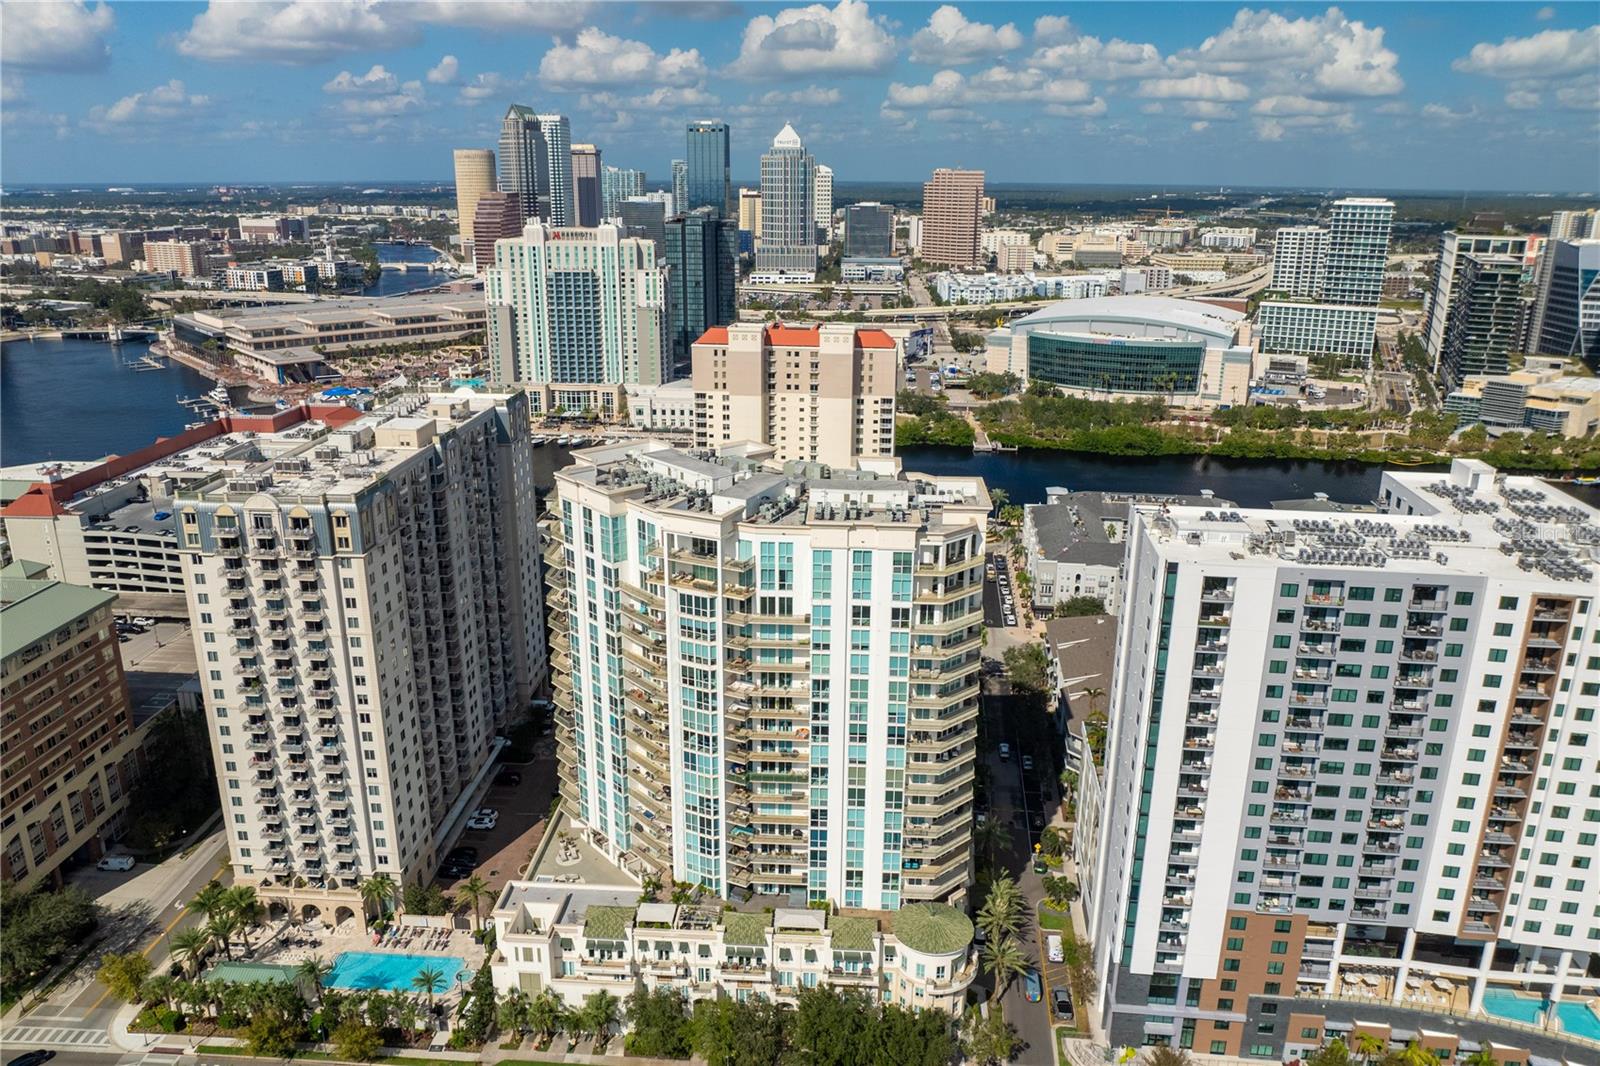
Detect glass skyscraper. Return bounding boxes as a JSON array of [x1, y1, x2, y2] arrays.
[[665, 207, 737, 369], [685, 121, 731, 218]]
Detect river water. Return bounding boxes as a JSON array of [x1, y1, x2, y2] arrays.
[[1, 337, 214, 466], [361, 242, 448, 298]]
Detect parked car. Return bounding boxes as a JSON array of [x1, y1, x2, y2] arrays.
[[97, 855, 135, 872], [998, 743, 1011, 761], [1052, 986, 1075, 1022], [1021, 755, 1035, 773], [1046, 934, 1064, 963], [1023, 969, 1042, 1002], [131, 617, 156, 628], [466, 814, 497, 831], [7, 1051, 56, 1066]]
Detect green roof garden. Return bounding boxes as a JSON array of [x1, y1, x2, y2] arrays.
[[827, 915, 877, 953], [582, 905, 635, 940], [722, 911, 772, 947]]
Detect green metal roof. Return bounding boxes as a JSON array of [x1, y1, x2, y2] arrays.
[[722, 911, 772, 947], [0, 479, 39, 504], [0, 560, 50, 579], [891, 903, 974, 955], [583, 905, 635, 940], [206, 962, 299, 986], [827, 915, 877, 953], [0, 577, 115, 662]]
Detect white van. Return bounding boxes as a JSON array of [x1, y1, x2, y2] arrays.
[[97, 855, 135, 872], [1046, 934, 1064, 963]]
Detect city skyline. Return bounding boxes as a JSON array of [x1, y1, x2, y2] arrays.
[[2, 2, 1598, 191]]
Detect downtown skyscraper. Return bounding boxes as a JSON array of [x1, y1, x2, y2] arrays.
[[664, 207, 737, 369], [755, 124, 815, 278], [685, 120, 732, 217], [498, 105, 573, 226], [1257, 198, 1395, 366]]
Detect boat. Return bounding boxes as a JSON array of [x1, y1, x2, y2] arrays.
[[207, 385, 233, 408], [531, 436, 547, 447]]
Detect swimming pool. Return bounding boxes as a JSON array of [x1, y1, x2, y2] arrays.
[[325, 951, 468, 992], [1481, 987, 1545, 1025], [1555, 1000, 1600, 1042]]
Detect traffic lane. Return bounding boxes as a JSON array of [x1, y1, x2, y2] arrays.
[[997, 928, 1054, 1066]]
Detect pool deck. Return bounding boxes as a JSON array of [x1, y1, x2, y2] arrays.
[[230, 915, 486, 995]]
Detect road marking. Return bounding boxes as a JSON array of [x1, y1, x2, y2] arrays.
[[2, 1025, 113, 1048], [84, 901, 192, 1013]]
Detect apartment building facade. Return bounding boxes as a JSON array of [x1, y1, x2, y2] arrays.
[[489, 882, 976, 1013], [548, 442, 988, 910], [176, 394, 546, 922], [1423, 232, 1531, 371], [1, 575, 141, 891], [1086, 459, 1600, 1057], [691, 322, 898, 468]]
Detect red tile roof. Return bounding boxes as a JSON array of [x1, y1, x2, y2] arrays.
[[695, 326, 730, 346], [856, 329, 896, 349], [766, 324, 820, 347]]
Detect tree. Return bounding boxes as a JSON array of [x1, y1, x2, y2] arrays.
[[1354, 1032, 1388, 1066], [527, 988, 565, 1042], [1461, 1050, 1499, 1066], [244, 1008, 301, 1058], [455, 875, 491, 933], [998, 503, 1025, 528], [0, 884, 100, 998], [1002, 644, 1051, 695], [411, 965, 445, 1010], [332, 1019, 383, 1062], [1042, 874, 1080, 909], [98, 952, 154, 1003], [225, 885, 263, 953], [688, 997, 784, 1066], [577, 990, 621, 1044], [169, 927, 212, 979], [977, 876, 1025, 942], [359, 874, 397, 918], [973, 817, 1011, 872], [871, 1002, 958, 1066], [623, 987, 691, 1059], [496, 988, 531, 1041], [206, 913, 241, 960], [961, 1005, 1021, 1066], [1147, 1047, 1193, 1066], [981, 936, 1029, 1003], [1384, 1042, 1436, 1066], [1306, 1039, 1354, 1066], [402, 882, 450, 915], [788, 987, 874, 1065], [1053, 595, 1106, 617], [296, 956, 333, 1007], [989, 487, 1010, 511]]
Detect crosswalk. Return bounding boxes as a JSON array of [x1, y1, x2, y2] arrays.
[[1, 1024, 114, 1049]]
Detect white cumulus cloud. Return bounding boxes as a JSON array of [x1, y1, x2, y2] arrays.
[[1177, 7, 1403, 98], [1251, 94, 1349, 116], [426, 55, 459, 85], [87, 79, 210, 131], [1453, 26, 1600, 80], [1136, 73, 1249, 101], [539, 27, 707, 87], [908, 6, 1022, 66], [887, 66, 1093, 108], [2, 0, 114, 71], [458, 72, 519, 104], [728, 0, 897, 79], [323, 65, 400, 94]]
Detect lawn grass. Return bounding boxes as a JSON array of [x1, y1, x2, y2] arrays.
[[195, 1044, 496, 1065], [1037, 910, 1071, 931]]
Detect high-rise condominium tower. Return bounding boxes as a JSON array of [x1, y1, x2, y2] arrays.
[[1423, 231, 1530, 372], [692, 322, 898, 467], [1257, 198, 1394, 366], [498, 105, 573, 225], [1270, 226, 1330, 299], [1440, 254, 1525, 388], [179, 394, 546, 921], [570, 144, 602, 228], [601, 166, 646, 220], [920, 169, 984, 268], [452, 149, 496, 252], [1084, 459, 1599, 1057], [548, 440, 989, 908], [756, 124, 815, 277], [484, 222, 667, 388], [813, 164, 833, 244], [664, 207, 738, 368], [685, 120, 732, 217]]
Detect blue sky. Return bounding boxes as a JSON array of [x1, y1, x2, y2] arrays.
[[3, 1, 1597, 190]]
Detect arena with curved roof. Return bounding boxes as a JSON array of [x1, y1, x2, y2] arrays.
[[987, 294, 1255, 409]]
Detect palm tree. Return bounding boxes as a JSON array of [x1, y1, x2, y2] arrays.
[[188, 882, 230, 924], [359, 875, 397, 919], [1083, 687, 1105, 715], [527, 988, 563, 1043], [225, 885, 264, 954], [206, 913, 241, 960], [981, 936, 1028, 1003], [496, 988, 531, 1040], [578, 991, 620, 1044], [411, 965, 446, 1011], [1461, 1050, 1499, 1066], [456, 875, 491, 933], [977, 877, 1025, 943], [169, 927, 212, 979], [1353, 1031, 1387, 1066], [1387, 1042, 1435, 1066], [296, 956, 334, 1007]]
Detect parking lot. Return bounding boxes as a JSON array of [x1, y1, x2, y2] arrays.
[[117, 618, 198, 724], [434, 720, 561, 895], [984, 552, 1019, 628]]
